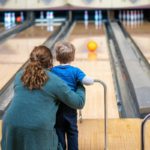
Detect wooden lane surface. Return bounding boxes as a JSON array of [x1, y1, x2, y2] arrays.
[[0, 23, 6, 33], [0, 64, 22, 91], [124, 22, 150, 63], [0, 23, 18, 33], [78, 119, 150, 150], [67, 22, 119, 119], [0, 25, 59, 90]]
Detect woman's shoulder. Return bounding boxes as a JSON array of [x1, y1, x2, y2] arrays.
[[14, 70, 24, 81]]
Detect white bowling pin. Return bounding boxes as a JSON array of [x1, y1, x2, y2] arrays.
[[98, 10, 102, 21], [123, 11, 126, 22], [94, 10, 99, 29], [130, 10, 135, 27], [7, 12, 11, 29], [4, 13, 8, 28], [126, 10, 130, 25], [40, 11, 44, 20], [141, 10, 144, 23], [84, 11, 88, 29], [98, 10, 102, 28], [47, 11, 54, 30], [133, 10, 138, 27], [95, 10, 98, 22], [20, 12, 24, 22], [46, 12, 50, 23], [137, 10, 141, 26], [84, 11, 88, 21], [49, 11, 54, 20], [11, 12, 16, 26]]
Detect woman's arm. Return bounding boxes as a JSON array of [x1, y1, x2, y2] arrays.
[[53, 79, 85, 109]]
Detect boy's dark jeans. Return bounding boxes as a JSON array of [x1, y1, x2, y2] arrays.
[[56, 104, 78, 150]]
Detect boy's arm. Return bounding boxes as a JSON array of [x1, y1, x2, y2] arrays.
[[82, 76, 94, 85], [76, 67, 94, 85]]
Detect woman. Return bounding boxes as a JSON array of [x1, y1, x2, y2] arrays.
[[1, 45, 85, 150]]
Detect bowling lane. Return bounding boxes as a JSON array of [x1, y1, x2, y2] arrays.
[[0, 23, 6, 33], [0, 24, 60, 90], [66, 22, 119, 119], [0, 23, 17, 33], [124, 22, 150, 63]]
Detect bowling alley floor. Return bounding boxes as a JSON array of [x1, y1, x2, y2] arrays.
[[78, 119, 150, 150], [1, 21, 150, 149], [0, 119, 149, 150]]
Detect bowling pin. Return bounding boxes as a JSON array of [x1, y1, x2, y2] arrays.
[[98, 10, 102, 28], [122, 11, 126, 25], [133, 10, 138, 28], [7, 12, 11, 29], [11, 12, 16, 26], [40, 11, 44, 27], [126, 10, 130, 26], [137, 10, 141, 26], [4, 12, 8, 28], [123, 11, 126, 22], [40, 11, 44, 20], [94, 10, 98, 22], [94, 10, 99, 29], [140, 10, 144, 24], [130, 11, 134, 22], [130, 11, 134, 28], [49, 11, 54, 25], [98, 10, 102, 21], [50, 11, 54, 20], [84, 11, 88, 29], [46, 11, 50, 24], [47, 11, 54, 31], [46, 11, 50, 27], [84, 11, 88, 21], [20, 12, 24, 22]]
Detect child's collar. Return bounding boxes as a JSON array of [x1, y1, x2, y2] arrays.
[[60, 63, 70, 66]]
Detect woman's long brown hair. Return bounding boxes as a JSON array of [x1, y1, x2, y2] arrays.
[[21, 45, 53, 90]]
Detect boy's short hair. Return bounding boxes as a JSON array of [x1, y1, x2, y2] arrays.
[[54, 41, 75, 64]]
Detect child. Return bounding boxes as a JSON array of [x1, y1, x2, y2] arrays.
[[51, 41, 94, 150]]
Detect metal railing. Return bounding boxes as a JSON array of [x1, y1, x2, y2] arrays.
[[79, 79, 108, 150], [79, 109, 83, 123], [141, 113, 150, 150]]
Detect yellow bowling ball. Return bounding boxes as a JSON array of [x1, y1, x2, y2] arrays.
[[87, 41, 97, 52]]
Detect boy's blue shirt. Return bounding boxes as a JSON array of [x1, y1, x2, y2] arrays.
[[51, 65, 86, 91]]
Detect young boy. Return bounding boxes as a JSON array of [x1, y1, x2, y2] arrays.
[[51, 41, 94, 150]]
